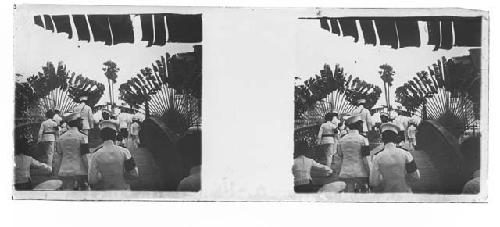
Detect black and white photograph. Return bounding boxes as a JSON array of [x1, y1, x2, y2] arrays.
[[293, 12, 487, 197], [13, 5, 202, 196]]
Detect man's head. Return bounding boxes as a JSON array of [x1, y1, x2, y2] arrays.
[[45, 109, 55, 119], [100, 127, 117, 141], [294, 140, 308, 158], [324, 112, 334, 122], [15, 138, 29, 155], [346, 115, 363, 131], [54, 109, 60, 115], [380, 123, 400, 144], [64, 112, 83, 128]]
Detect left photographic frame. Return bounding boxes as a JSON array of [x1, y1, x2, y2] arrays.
[[13, 5, 202, 199]]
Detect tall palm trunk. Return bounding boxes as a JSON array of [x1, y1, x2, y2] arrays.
[[108, 79, 113, 109], [383, 82, 388, 109], [387, 83, 391, 110]]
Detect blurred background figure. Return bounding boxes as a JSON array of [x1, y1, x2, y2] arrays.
[[351, 99, 373, 135], [118, 106, 132, 147], [73, 96, 94, 143], [128, 115, 141, 149], [407, 121, 417, 150], [53, 109, 63, 126]]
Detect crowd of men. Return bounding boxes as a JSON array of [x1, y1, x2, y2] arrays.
[[293, 99, 421, 193], [14, 96, 143, 191]]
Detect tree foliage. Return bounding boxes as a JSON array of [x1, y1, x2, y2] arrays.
[[295, 64, 381, 120], [102, 60, 119, 83], [165, 45, 202, 99], [395, 53, 480, 137], [379, 63, 395, 86], [119, 48, 201, 132], [17, 62, 105, 117]]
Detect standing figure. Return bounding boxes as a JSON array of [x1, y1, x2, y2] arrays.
[[14, 138, 52, 190], [337, 115, 371, 192], [38, 109, 58, 167], [52, 113, 90, 190], [92, 107, 103, 128], [118, 107, 131, 146], [292, 141, 332, 193], [369, 123, 420, 193], [53, 109, 63, 126], [88, 120, 139, 190], [317, 112, 338, 168], [393, 112, 407, 145], [73, 96, 94, 143], [128, 115, 141, 149], [407, 122, 417, 150], [352, 99, 373, 135]]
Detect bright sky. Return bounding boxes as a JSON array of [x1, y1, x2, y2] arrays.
[[14, 14, 197, 105], [295, 19, 474, 107]]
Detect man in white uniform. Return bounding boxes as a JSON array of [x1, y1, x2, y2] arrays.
[[369, 123, 421, 192], [73, 96, 94, 143], [88, 120, 139, 190], [352, 99, 372, 135]]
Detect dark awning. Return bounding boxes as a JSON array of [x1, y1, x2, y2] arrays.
[[306, 16, 483, 51], [33, 13, 203, 46]]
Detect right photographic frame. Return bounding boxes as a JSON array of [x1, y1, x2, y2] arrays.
[[293, 9, 488, 200]]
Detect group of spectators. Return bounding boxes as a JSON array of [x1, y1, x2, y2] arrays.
[[14, 97, 142, 191], [293, 99, 421, 193]]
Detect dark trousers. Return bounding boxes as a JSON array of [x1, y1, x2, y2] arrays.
[[294, 181, 321, 193], [14, 180, 32, 191]]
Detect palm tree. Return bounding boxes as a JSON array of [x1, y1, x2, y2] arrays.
[[379, 64, 395, 110], [102, 60, 119, 111]]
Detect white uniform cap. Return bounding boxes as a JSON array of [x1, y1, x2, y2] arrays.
[[80, 96, 88, 101], [99, 120, 119, 131], [346, 115, 363, 125], [63, 112, 82, 122], [380, 123, 399, 134]]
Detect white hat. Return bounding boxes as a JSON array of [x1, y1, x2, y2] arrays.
[[99, 120, 119, 131], [357, 99, 366, 104], [63, 112, 82, 122], [380, 123, 399, 134], [80, 96, 88, 101], [346, 115, 363, 125]]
